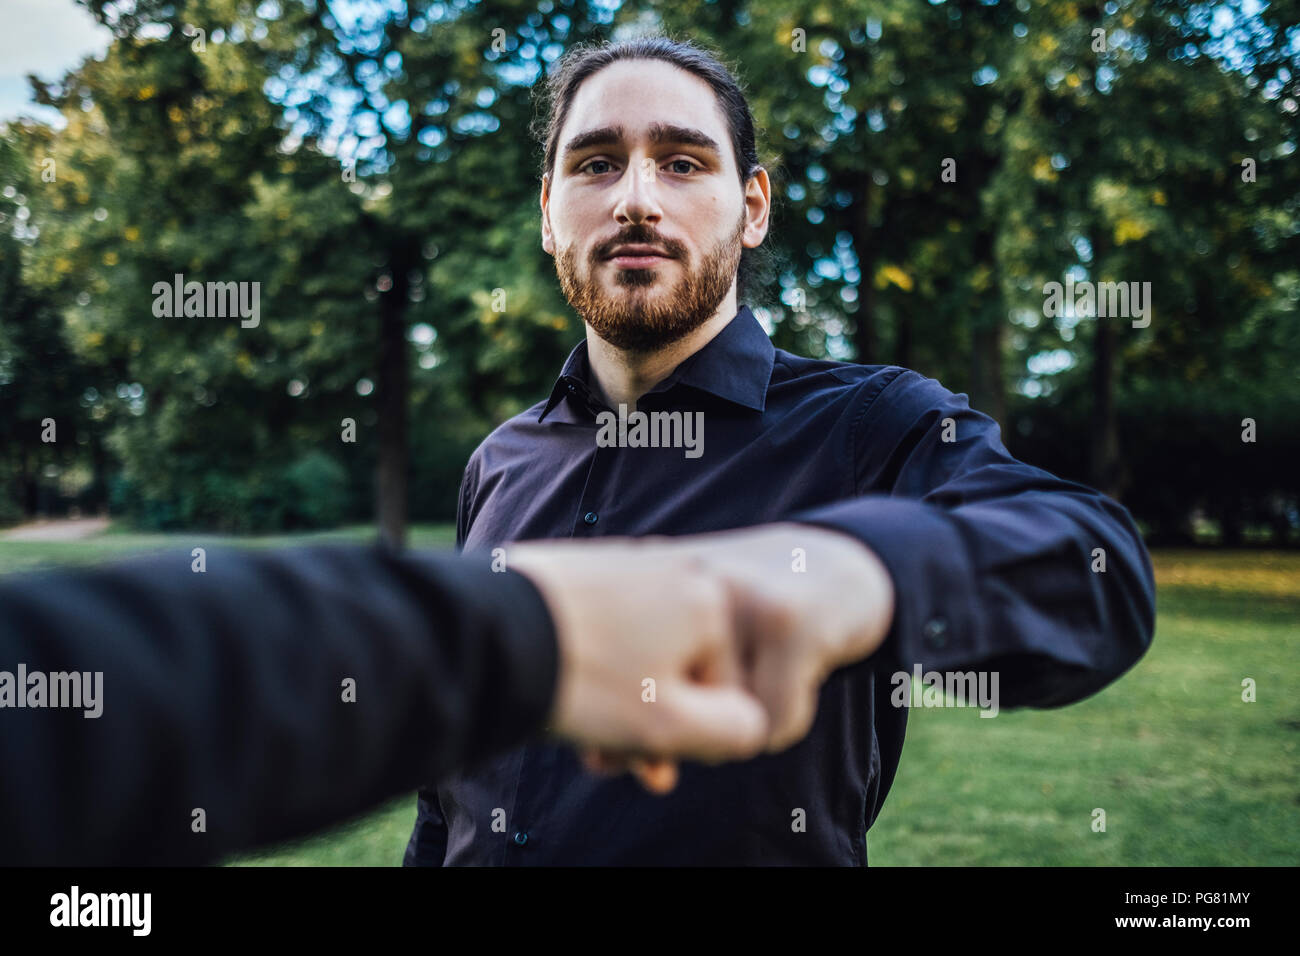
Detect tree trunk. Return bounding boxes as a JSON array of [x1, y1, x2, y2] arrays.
[[1090, 314, 1121, 497], [20, 448, 37, 516], [375, 247, 412, 552], [851, 175, 877, 364], [90, 430, 109, 515], [967, 228, 1004, 422], [971, 315, 1006, 425], [896, 301, 913, 371], [1217, 497, 1243, 547]]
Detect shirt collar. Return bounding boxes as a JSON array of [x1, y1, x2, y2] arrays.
[[538, 304, 774, 423]]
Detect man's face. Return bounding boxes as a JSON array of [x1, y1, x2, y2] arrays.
[[541, 59, 768, 352]]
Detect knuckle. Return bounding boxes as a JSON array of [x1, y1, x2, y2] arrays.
[[763, 600, 800, 638], [680, 573, 728, 628]]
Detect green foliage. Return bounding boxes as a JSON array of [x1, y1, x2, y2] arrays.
[[1, 0, 1296, 536], [282, 451, 350, 529], [108, 450, 351, 533]]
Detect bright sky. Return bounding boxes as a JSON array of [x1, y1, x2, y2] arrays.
[[0, 0, 111, 124]]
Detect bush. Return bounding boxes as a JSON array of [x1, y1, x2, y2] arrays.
[[0, 494, 24, 529], [108, 450, 349, 533], [280, 452, 350, 529]]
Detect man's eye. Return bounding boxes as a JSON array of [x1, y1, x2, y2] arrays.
[[578, 159, 699, 176]]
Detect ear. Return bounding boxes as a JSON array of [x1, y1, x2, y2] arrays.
[[540, 173, 555, 256], [742, 167, 772, 249]]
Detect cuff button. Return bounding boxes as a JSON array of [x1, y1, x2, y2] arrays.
[[923, 617, 950, 648]]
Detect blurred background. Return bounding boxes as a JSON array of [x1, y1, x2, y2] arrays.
[[0, 0, 1296, 865]]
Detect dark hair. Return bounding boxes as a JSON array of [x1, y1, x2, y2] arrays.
[[530, 33, 780, 305]]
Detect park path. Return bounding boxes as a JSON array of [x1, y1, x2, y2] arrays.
[[0, 517, 111, 541]]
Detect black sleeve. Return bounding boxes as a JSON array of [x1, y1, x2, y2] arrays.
[[0, 544, 557, 865], [792, 369, 1156, 709]]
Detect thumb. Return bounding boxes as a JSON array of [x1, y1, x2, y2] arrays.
[[656, 683, 770, 763]]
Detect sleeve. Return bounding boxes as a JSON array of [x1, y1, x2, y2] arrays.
[[0, 543, 557, 865], [790, 369, 1156, 709], [404, 461, 479, 868]]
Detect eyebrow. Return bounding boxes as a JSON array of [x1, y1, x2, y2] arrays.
[[561, 122, 723, 164]]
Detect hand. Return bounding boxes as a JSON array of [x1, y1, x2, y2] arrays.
[[658, 523, 895, 751], [507, 538, 770, 792], [508, 523, 894, 790]]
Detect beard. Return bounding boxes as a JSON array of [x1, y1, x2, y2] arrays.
[[555, 210, 746, 353]]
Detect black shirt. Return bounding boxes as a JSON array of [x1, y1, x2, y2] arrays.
[[404, 304, 1156, 866]]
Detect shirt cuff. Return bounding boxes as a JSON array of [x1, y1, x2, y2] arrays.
[[788, 496, 985, 673], [407, 550, 560, 754]]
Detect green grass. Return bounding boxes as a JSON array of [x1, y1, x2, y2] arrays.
[[867, 550, 1300, 865], [0, 524, 456, 575], [2, 526, 1295, 865], [232, 794, 420, 867]]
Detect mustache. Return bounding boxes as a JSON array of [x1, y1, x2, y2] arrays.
[[597, 233, 685, 260]]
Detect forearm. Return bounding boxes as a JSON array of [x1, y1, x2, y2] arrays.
[[790, 370, 1156, 708], [0, 544, 556, 865], [794, 483, 1156, 707]]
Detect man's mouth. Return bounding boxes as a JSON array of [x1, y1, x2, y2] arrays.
[[605, 245, 673, 268], [608, 253, 671, 268]]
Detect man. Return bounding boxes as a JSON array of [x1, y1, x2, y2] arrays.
[[3, 533, 876, 865], [404, 35, 1156, 866]]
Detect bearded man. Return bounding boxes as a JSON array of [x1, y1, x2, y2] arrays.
[[403, 35, 1155, 867]]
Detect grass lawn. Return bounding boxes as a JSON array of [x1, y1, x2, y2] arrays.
[[867, 549, 1300, 866], [2, 527, 1295, 865], [0, 524, 457, 575]]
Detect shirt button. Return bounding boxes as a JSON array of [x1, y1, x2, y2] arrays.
[[923, 617, 949, 648], [513, 831, 529, 846], [583, 511, 598, 525]]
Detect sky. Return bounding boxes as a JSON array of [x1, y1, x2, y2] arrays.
[[0, 0, 111, 125]]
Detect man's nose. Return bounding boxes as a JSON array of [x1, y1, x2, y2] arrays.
[[613, 156, 663, 224]]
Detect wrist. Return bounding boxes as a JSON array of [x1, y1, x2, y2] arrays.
[[796, 524, 896, 670], [505, 553, 580, 734]]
